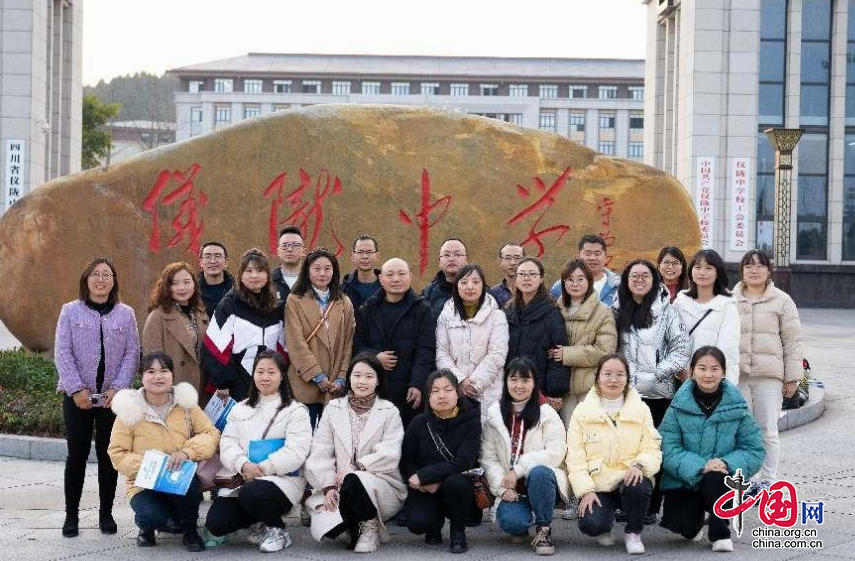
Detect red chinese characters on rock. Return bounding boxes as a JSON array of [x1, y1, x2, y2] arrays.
[[399, 169, 453, 277], [263, 168, 345, 257], [713, 480, 799, 528], [598, 197, 617, 267], [506, 167, 574, 258], [142, 164, 209, 255]]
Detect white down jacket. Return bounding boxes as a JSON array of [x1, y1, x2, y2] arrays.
[[673, 292, 741, 384]]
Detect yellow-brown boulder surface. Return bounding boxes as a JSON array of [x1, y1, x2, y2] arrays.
[[0, 105, 699, 352]]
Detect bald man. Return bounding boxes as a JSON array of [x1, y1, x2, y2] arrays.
[[353, 258, 436, 428]]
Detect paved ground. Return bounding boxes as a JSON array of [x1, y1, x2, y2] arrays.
[[0, 310, 852, 560]]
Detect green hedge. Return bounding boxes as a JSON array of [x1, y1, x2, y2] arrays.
[[0, 349, 64, 437]]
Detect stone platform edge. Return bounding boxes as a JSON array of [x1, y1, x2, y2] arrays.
[[0, 388, 825, 463]]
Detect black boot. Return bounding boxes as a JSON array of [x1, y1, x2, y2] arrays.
[[99, 510, 117, 534], [425, 529, 443, 545], [183, 528, 205, 552], [450, 528, 468, 554], [62, 513, 79, 538], [136, 529, 156, 547]]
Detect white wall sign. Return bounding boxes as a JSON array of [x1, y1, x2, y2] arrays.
[[696, 156, 715, 249], [5, 140, 26, 212], [729, 158, 750, 251]]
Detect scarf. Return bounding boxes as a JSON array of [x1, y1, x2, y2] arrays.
[[348, 392, 377, 415]]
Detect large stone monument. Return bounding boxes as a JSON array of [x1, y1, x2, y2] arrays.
[[0, 105, 699, 352]]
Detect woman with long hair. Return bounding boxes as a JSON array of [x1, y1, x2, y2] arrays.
[[143, 262, 209, 393], [305, 352, 407, 553], [657, 247, 688, 303], [481, 357, 568, 555], [505, 257, 570, 412], [204, 350, 312, 553], [201, 248, 287, 402], [436, 264, 509, 423], [285, 247, 355, 428], [55, 257, 139, 538]]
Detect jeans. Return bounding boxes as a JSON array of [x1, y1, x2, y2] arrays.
[[405, 472, 474, 534], [578, 478, 653, 535], [205, 479, 293, 536], [62, 395, 117, 514], [661, 471, 731, 542], [739, 376, 783, 480], [496, 466, 559, 535], [130, 478, 203, 533]]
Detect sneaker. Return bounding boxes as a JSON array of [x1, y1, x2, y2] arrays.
[[510, 533, 529, 544], [259, 527, 292, 553], [625, 532, 645, 555], [614, 509, 628, 523], [449, 528, 468, 554], [247, 522, 267, 545], [183, 529, 206, 553], [532, 525, 555, 556], [596, 531, 615, 546], [712, 538, 734, 552], [202, 527, 227, 547], [354, 519, 380, 553], [136, 529, 156, 547], [425, 529, 443, 545]]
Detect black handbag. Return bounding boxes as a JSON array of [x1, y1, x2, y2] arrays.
[[426, 422, 495, 509], [782, 359, 811, 410]]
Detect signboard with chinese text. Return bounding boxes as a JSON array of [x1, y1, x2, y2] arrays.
[[696, 156, 715, 249], [4, 140, 26, 212], [730, 158, 751, 251]]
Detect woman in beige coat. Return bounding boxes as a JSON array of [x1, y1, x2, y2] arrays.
[[285, 248, 356, 428], [142, 262, 209, 395], [549, 260, 618, 426], [733, 249, 804, 494], [108, 351, 219, 552], [305, 352, 407, 553]]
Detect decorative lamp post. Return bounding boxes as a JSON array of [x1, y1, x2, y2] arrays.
[[763, 128, 803, 294]]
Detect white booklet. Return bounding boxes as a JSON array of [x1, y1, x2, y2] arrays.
[[134, 450, 197, 495]]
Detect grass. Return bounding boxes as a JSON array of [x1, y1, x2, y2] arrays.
[[0, 348, 64, 437]]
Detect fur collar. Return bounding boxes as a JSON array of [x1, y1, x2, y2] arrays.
[[110, 382, 198, 427]]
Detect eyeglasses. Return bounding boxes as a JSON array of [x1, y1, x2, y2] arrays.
[[660, 259, 682, 268], [201, 254, 225, 261], [500, 255, 523, 262], [353, 250, 377, 257], [743, 263, 768, 270], [88, 273, 114, 280], [564, 277, 587, 285], [279, 242, 304, 250], [600, 373, 627, 380], [440, 253, 467, 260], [628, 273, 652, 281], [516, 272, 541, 279]]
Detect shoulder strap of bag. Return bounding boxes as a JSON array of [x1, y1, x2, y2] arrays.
[[426, 422, 454, 462], [261, 402, 287, 439], [688, 309, 714, 336], [305, 300, 340, 344]]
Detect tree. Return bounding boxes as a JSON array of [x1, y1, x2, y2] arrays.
[[81, 95, 120, 169]]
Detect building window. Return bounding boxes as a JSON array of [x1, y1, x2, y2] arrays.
[[598, 86, 618, 99], [758, 0, 788, 125], [243, 104, 261, 119], [629, 86, 645, 100], [190, 106, 202, 123], [450, 83, 469, 96], [630, 112, 644, 130], [539, 84, 558, 98], [214, 78, 233, 93], [480, 84, 499, 96], [599, 112, 616, 130], [628, 142, 644, 160], [569, 85, 587, 99], [301, 80, 321, 94], [273, 80, 292, 93], [189, 80, 204, 93], [331, 81, 351, 95], [569, 112, 586, 132], [391, 82, 411, 95], [509, 114, 524, 125], [539, 111, 556, 132], [756, 132, 777, 254], [847, 0, 855, 124], [273, 104, 291, 112], [801, 0, 832, 126], [421, 82, 440, 95], [214, 105, 231, 125], [844, 132, 855, 259], [796, 132, 829, 259], [509, 84, 528, 97], [598, 141, 616, 155], [244, 79, 262, 94], [361, 81, 381, 95]]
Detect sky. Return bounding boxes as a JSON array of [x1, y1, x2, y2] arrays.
[[82, 0, 648, 86]]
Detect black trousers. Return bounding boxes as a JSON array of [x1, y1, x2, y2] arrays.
[[130, 478, 203, 533], [642, 397, 671, 516], [62, 394, 118, 514], [325, 474, 380, 542], [578, 479, 653, 536], [405, 473, 474, 534], [661, 472, 731, 542], [205, 479, 294, 535]]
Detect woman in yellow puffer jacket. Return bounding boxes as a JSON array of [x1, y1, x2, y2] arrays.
[[565, 354, 662, 555]]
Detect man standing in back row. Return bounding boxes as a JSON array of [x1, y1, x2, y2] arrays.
[[421, 237, 468, 319], [272, 225, 305, 304], [341, 234, 382, 313], [198, 240, 234, 318], [550, 234, 620, 306]]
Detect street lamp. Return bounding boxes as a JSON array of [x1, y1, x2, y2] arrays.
[[763, 127, 803, 293]]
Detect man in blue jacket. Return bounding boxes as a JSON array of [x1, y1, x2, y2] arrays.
[[550, 234, 620, 306]]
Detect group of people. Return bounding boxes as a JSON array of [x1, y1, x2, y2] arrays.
[[54, 228, 804, 555]]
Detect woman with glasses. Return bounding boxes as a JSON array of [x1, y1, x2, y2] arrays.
[[656, 248, 688, 303], [505, 258, 570, 412], [55, 257, 140, 538], [732, 249, 804, 496], [143, 262, 209, 394], [614, 259, 689, 521], [284, 248, 355, 428], [566, 354, 661, 555], [201, 248, 287, 402]]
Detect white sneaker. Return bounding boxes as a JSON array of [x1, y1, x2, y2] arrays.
[[246, 522, 267, 545], [625, 532, 645, 555], [596, 531, 615, 546], [712, 538, 734, 552], [354, 519, 380, 553], [259, 527, 291, 553]]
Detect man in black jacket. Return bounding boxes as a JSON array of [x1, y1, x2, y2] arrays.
[[271, 225, 305, 304], [421, 237, 468, 319], [354, 258, 436, 428], [341, 234, 382, 313], [197, 240, 234, 318]]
